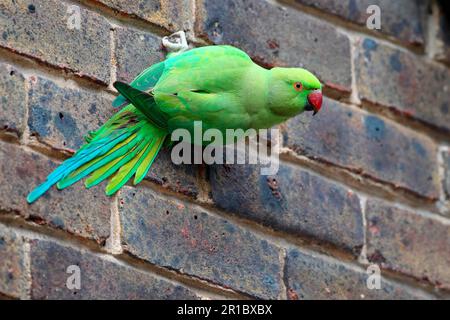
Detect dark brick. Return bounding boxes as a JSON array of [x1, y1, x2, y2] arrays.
[[28, 76, 115, 151], [294, 0, 427, 47], [0, 141, 111, 244], [284, 98, 440, 199], [355, 37, 450, 133], [119, 187, 283, 299], [435, 2, 450, 64], [146, 148, 200, 199], [98, 0, 193, 32], [366, 199, 450, 289], [0, 63, 26, 137], [209, 161, 364, 254], [0, 224, 26, 298], [196, 0, 352, 93], [115, 27, 165, 83], [285, 247, 433, 299], [30, 239, 199, 299], [0, 0, 110, 83]]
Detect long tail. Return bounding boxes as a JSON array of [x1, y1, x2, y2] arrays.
[[27, 105, 167, 203]]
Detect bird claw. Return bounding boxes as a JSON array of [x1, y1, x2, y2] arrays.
[[162, 31, 189, 56]]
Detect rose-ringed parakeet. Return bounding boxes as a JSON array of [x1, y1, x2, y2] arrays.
[[27, 45, 322, 203]]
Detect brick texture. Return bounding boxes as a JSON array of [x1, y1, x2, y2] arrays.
[[196, 0, 352, 94], [284, 98, 440, 199], [355, 37, 450, 133], [0, 141, 111, 244], [209, 161, 364, 254], [0, 0, 449, 300], [293, 0, 428, 47], [119, 187, 283, 299], [366, 199, 450, 289], [28, 76, 115, 151], [285, 247, 433, 300], [115, 27, 165, 83], [98, 0, 193, 32], [30, 239, 199, 299], [0, 0, 111, 84], [0, 63, 26, 137], [0, 224, 26, 298], [436, 3, 450, 64]]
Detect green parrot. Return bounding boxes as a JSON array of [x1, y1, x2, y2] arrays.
[[27, 45, 322, 203]]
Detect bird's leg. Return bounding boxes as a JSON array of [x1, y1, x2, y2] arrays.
[[162, 31, 189, 58]]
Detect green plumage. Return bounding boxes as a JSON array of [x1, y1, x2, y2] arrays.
[[27, 45, 322, 203]]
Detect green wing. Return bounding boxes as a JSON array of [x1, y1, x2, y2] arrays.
[[112, 61, 165, 108]]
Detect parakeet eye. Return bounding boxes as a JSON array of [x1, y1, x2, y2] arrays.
[[294, 82, 303, 91]]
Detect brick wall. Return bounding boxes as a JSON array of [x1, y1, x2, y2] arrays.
[[0, 0, 449, 300]]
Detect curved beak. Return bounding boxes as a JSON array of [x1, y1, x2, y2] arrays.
[[306, 90, 323, 115]]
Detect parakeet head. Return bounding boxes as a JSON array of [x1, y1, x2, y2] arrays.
[[267, 67, 322, 117]]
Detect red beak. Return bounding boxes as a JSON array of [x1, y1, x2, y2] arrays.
[[307, 90, 323, 115]]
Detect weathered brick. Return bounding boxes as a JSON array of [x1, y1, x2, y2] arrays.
[[0, 0, 111, 83], [0, 224, 27, 298], [285, 247, 433, 299], [435, 2, 450, 64], [30, 239, 199, 299], [0, 63, 26, 137], [444, 150, 450, 199], [293, 0, 427, 47], [209, 161, 364, 254], [366, 199, 450, 289], [355, 37, 450, 132], [0, 141, 111, 244], [284, 98, 440, 199], [145, 148, 200, 199], [119, 187, 283, 299], [28, 76, 115, 151], [98, 0, 193, 32], [196, 0, 352, 93], [115, 27, 165, 83]]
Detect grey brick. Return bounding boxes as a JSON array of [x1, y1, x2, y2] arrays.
[[0, 63, 26, 137], [294, 0, 427, 47], [355, 37, 450, 133], [0, 0, 111, 83], [0, 224, 27, 298], [28, 76, 115, 151], [115, 27, 165, 83], [30, 239, 199, 299], [366, 199, 450, 289], [285, 247, 433, 299], [0, 141, 111, 244], [98, 0, 193, 32], [196, 0, 352, 94], [284, 98, 440, 199], [209, 161, 364, 254], [119, 187, 283, 299]]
